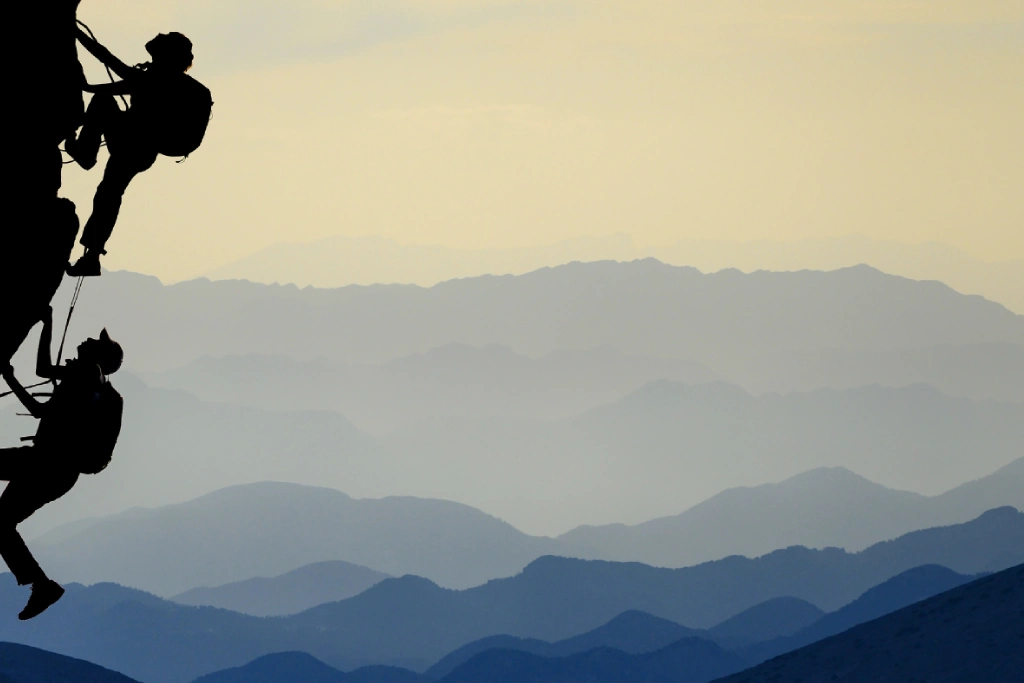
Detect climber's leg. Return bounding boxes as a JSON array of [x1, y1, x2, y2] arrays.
[[68, 148, 157, 277], [65, 94, 122, 171]]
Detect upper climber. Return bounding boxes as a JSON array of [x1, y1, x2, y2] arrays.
[[65, 28, 212, 276]]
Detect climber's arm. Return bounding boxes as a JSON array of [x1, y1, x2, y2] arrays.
[[35, 306, 65, 381], [0, 367, 47, 419], [83, 80, 133, 96], [77, 27, 134, 80]]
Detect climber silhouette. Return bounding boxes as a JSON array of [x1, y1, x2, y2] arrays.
[[0, 307, 124, 620], [66, 28, 211, 276]]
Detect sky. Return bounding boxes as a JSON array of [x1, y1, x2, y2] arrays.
[[66, 0, 1024, 282]]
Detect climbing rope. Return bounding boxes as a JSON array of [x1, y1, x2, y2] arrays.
[[56, 275, 86, 368], [0, 277, 86, 400], [76, 19, 130, 109]]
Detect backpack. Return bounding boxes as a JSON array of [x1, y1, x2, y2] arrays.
[[77, 381, 124, 475], [150, 73, 213, 158]]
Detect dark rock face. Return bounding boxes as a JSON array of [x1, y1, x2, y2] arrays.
[[1, 1, 84, 363]]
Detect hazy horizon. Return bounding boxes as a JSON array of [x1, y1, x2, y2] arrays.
[[60, 0, 1023, 282]]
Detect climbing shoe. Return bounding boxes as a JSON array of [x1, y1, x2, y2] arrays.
[[19, 579, 65, 620], [67, 252, 102, 277]]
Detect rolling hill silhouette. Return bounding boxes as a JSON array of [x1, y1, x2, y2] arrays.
[[706, 598, 824, 647], [560, 457, 1024, 566], [739, 564, 974, 664], [426, 611, 705, 678], [1, 510, 1018, 682], [713, 563, 1024, 683], [190, 652, 427, 683], [171, 561, 392, 616], [439, 637, 746, 683], [26, 459, 1024, 598], [30, 482, 568, 595], [426, 563, 969, 678]]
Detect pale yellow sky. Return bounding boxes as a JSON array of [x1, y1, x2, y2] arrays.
[[66, 0, 1024, 281]]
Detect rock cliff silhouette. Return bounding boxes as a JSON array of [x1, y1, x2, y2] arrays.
[[1, 2, 84, 363]]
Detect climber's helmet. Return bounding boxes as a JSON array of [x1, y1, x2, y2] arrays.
[[145, 32, 194, 72], [78, 329, 124, 376]]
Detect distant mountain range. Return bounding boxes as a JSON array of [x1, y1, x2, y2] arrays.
[[2, 509, 1019, 682], [739, 342, 1024, 402], [140, 343, 1024, 438], [201, 233, 1024, 315], [50, 262, 1023, 375], [560, 457, 1024, 566], [141, 346, 721, 434], [713, 563, 1024, 683], [171, 561, 392, 616]]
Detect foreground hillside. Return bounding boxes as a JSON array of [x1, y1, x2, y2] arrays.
[[1, 510, 1019, 683], [0, 643, 139, 683], [184, 564, 985, 683], [715, 563, 1024, 682]]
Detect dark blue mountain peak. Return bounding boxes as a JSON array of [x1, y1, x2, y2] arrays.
[[975, 505, 1023, 521]]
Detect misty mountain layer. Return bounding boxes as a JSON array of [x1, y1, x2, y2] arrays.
[[560, 456, 1024, 566], [6, 373, 1022, 539], [25, 455, 1024, 596]]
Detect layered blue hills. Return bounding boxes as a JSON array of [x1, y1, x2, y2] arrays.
[[0, 558, 999, 683], [0, 509, 1017, 682], [714, 563, 1024, 682]]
